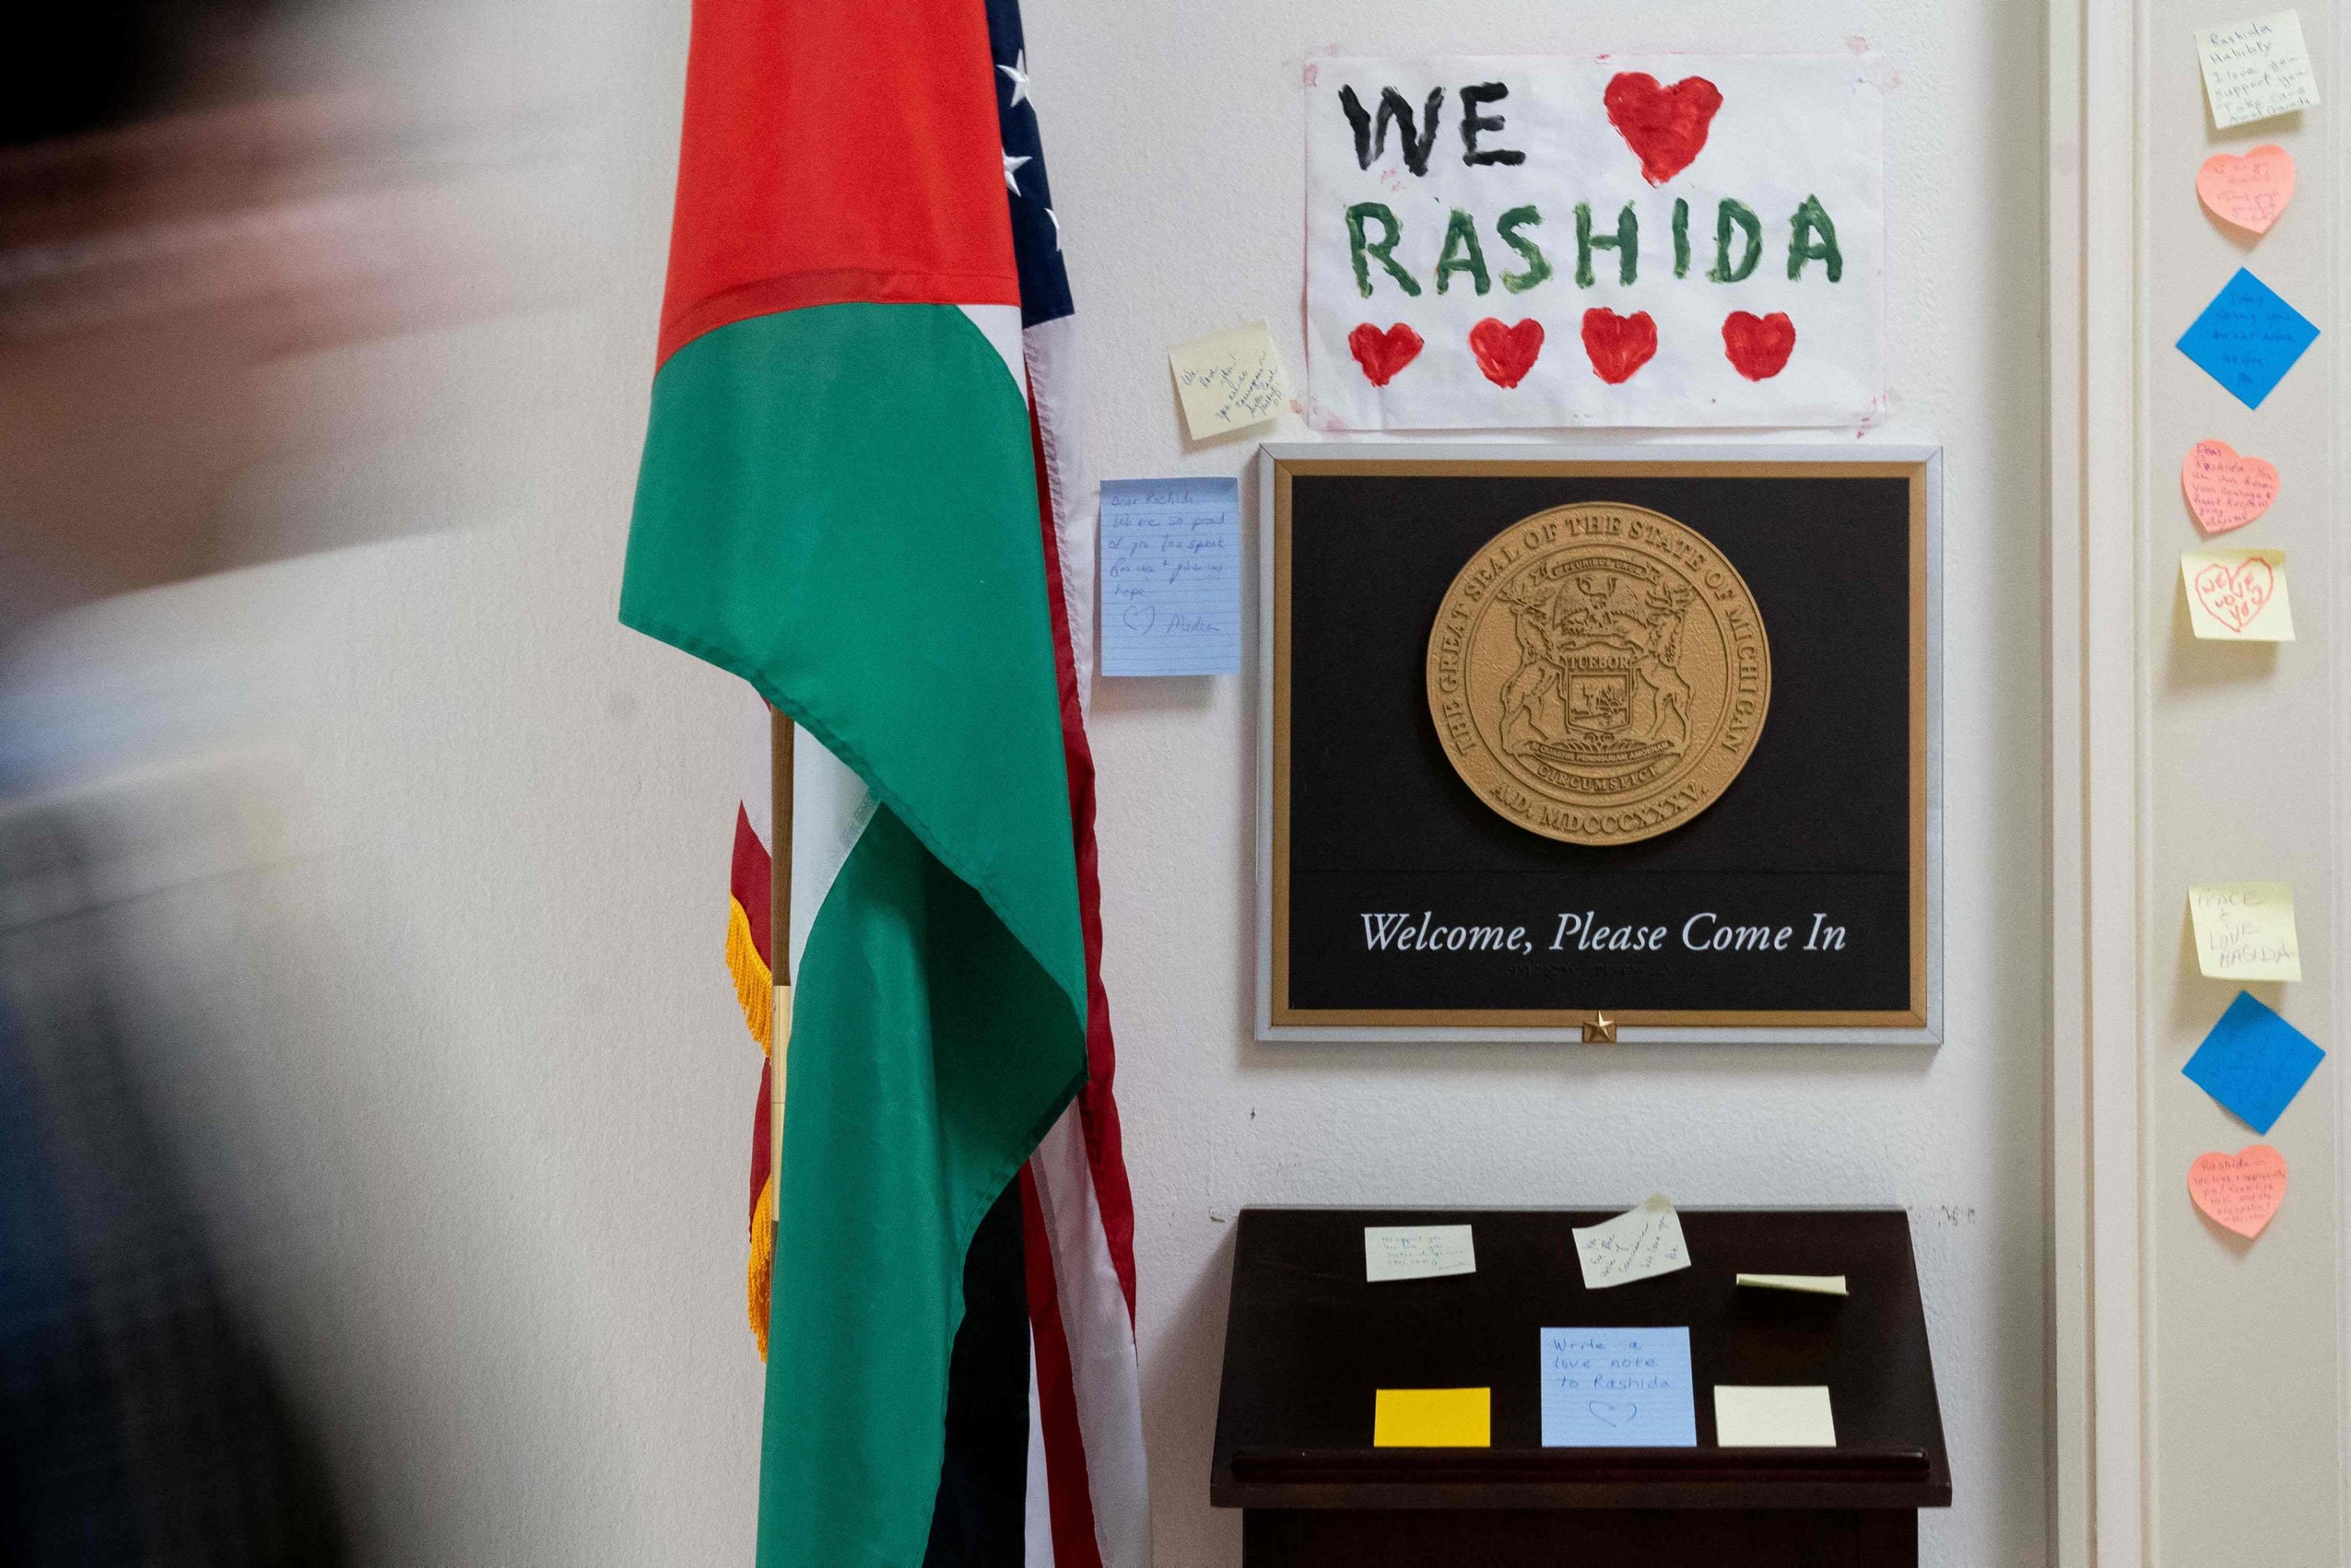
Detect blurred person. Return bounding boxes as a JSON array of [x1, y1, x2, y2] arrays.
[[2, 3, 511, 1560]]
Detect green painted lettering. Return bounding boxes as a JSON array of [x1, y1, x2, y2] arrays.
[[1672, 197, 1691, 278], [1574, 201, 1638, 288], [1434, 208, 1491, 295], [1788, 195, 1843, 281], [1497, 205, 1552, 293], [1708, 199, 1762, 283], [1346, 202, 1421, 297]]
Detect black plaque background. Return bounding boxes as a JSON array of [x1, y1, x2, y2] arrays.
[[1283, 470, 1917, 1016]]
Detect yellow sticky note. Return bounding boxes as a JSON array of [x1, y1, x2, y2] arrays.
[[1714, 1385, 1836, 1447], [1734, 1273, 1849, 1296], [1372, 1387, 1491, 1447], [2189, 882, 2302, 981], [2183, 549, 2293, 640], [1168, 322, 1287, 438]]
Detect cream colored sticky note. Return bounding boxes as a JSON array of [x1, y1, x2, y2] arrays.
[[2196, 12, 2321, 129], [1735, 1273, 1849, 1296], [1373, 1387, 1491, 1447], [1168, 321, 1287, 438], [1365, 1225, 1476, 1282], [1714, 1385, 1836, 1447], [1573, 1194, 1690, 1291], [2189, 882, 2302, 981], [2183, 549, 2293, 640]]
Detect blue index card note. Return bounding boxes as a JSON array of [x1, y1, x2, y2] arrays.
[[1099, 477, 1242, 676], [1539, 1327, 1697, 1448], [2176, 268, 2320, 409], [2184, 990, 2326, 1135]]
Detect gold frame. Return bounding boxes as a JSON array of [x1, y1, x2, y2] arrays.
[[1265, 453, 1933, 1034]]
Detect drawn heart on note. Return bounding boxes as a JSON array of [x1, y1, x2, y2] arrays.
[[1603, 72, 1724, 185], [2188, 1143, 2287, 1238], [1588, 1400, 1639, 1429], [1580, 308, 1657, 385], [2192, 555, 2274, 632], [1348, 322, 1424, 386], [1722, 310, 1797, 380], [2197, 145, 2296, 235], [2180, 439, 2279, 534], [1469, 317, 1545, 388]]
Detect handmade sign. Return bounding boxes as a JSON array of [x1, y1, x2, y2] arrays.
[[1304, 55, 1884, 428], [2187, 1144, 2288, 1238], [2196, 145, 2296, 234], [2181, 547, 2293, 640], [2179, 439, 2278, 534]]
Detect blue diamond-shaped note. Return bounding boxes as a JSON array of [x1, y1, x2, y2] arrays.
[[2183, 990, 2324, 1135], [2176, 269, 2320, 409]]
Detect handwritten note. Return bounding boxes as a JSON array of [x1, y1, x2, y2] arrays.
[[1168, 321, 1288, 438], [1714, 1385, 1837, 1447], [1539, 1327, 1697, 1447], [2182, 548, 2293, 640], [1735, 1274, 1849, 1296], [2183, 990, 2324, 1135], [2188, 1143, 2288, 1238], [2176, 268, 2320, 409], [1098, 477, 1241, 676], [2197, 145, 2297, 234], [2195, 12, 2321, 129], [1573, 1194, 1690, 1291], [2189, 882, 2302, 981], [1364, 1225, 1476, 1282], [2179, 440, 2279, 534], [1372, 1387, 1490, 1447]]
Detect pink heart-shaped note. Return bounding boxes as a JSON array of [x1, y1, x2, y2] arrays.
[[2192, 556, 2274, 633], [2181, 440, 2279, 534], [2188, 1143, 2287, 1238], [2197, 145, 2296, 235]]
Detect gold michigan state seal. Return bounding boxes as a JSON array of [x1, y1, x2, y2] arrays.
[[1425, 502, 1772, 847]]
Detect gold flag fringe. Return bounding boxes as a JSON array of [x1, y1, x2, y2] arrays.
[[725, 896, 774, 1053], [747, 1173, 776, 1359]]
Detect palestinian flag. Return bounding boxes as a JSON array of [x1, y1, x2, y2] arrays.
[[621, 0, 1146, 1563]]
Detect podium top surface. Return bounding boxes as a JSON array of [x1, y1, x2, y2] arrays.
[[1210, 1206, 1951, 1512]]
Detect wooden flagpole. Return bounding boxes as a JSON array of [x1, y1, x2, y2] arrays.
[[769, 708, 794, 1211]]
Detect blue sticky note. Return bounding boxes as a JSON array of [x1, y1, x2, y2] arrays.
[[1098, 477, 1242, 676], [2176, 269, 2320, 409], [2183, 990, 2324, 1135], [1539, 1327, 1697, 1447]]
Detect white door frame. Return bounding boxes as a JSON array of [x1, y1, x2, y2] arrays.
[[2047, 0, 2146, 1562]]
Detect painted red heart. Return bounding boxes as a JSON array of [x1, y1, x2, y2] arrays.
[[1469, 317, 1545, 389], [1348, 322, 1424, 386], [1579, 308, 1657, 385], [1603, 72, 1724, 185], [1722, 311, 1796, 380]]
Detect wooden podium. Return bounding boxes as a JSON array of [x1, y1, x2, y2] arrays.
[[1211, 1208, 1951, 1567]]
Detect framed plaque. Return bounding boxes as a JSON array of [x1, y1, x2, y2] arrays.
[[1255, 444, 1940, 1043]]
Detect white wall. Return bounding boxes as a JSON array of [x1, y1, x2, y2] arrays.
[[16, 0, 2048, 1563]]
